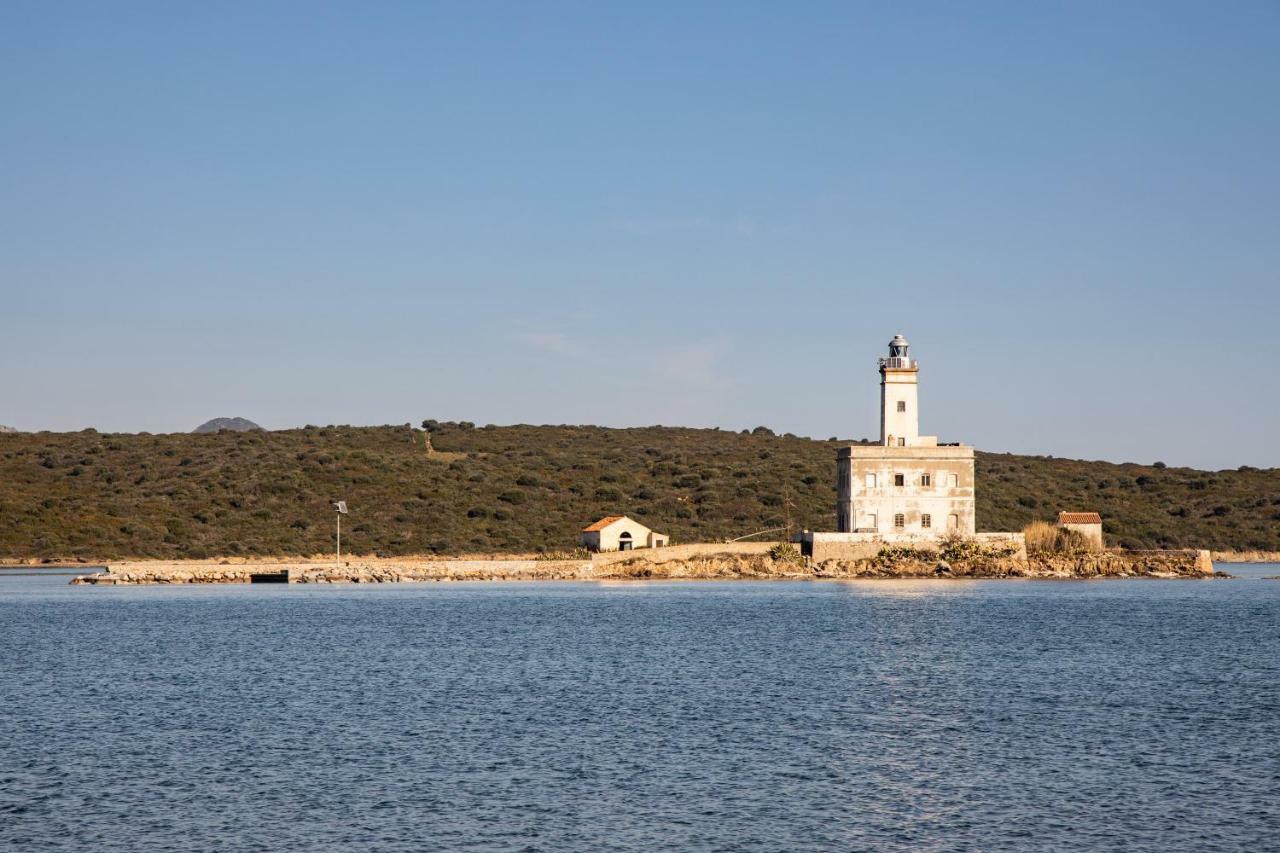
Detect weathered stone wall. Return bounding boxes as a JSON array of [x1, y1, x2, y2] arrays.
[[589, 541, 778, 568], [1060, 522, 1105, 551], [73, 559, 593, 585], [837, 444, 976, 536], [802, 532, 1026, 563], [803, 535, 885, 560]]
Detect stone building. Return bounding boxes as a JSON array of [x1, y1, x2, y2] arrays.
[[580, 516, 669, 552], [836, 335, 975, 538], [1057, 511, 1104, 550], [797, 335, 1020, 563]]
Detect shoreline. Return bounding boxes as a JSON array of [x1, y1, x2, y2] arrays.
[[66, 548, 1218, 585], [1211, 550, 1280, 563]]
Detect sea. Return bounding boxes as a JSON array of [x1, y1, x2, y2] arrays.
[[2, 566, 1278, 852]]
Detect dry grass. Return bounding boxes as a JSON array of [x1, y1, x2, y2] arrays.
[[1024, 521, 1058, 554], [1024, 521, 1095, 555]]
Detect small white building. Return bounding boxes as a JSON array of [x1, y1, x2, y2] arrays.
[[1058, 512, 1104, 551], [580, 516, 669, 552]]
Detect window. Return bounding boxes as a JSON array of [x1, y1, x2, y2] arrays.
[[896, 400, 906, 413], [948, 473, 959, 488], [894, 513, 905, 528], [949, 514, 959, 529], [921, 514, 931, 529], [865, 473, 877, 488], [894, 473, 905, 487], [898, 437, 906, 447], [920, 473, 932, 487]]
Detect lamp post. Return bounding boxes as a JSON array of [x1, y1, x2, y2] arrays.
[[334, 501, 348, 566]]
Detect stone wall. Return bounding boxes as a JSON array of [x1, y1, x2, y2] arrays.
[[73, 559, 594, 585], [589, 541, 778, 568], [801, 532, 1026, 563]]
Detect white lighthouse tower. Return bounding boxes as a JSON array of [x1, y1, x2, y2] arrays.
[[832, 335, 974, 537], [879, 334, 922, 447]]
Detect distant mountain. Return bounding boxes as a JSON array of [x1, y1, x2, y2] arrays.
[[193, 417, 263, 434], [0, 425, 17, 433]]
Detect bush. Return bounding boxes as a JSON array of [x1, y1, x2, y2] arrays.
[[768, 542, 802, 564]]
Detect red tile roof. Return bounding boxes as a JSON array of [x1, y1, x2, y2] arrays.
[[1058, 512, 1102, 525], [582, 516, 626, 532]]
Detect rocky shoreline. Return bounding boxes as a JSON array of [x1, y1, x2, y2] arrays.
[[70, 548, 1216, 585]]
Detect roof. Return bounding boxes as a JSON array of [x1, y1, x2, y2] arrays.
[[1059, 512, 1102, 525], [582, 516, 626, 532]]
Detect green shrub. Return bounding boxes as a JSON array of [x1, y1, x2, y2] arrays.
[[768, 543, 802, 564], [0, 423, 1275, 560]]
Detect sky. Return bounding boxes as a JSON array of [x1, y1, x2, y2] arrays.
[[2, 2, 1278, 470]]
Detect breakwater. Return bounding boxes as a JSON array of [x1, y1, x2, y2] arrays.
[[71, 545, 1215, 584]]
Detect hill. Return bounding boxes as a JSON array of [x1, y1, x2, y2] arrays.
[[193, 417, 262, 433], [0, 423, 1276, 560]]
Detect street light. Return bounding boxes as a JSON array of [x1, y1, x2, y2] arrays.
[[334, 501, 348, 566]]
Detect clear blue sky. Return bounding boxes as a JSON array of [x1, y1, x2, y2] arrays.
[[3, 2, 1277, 470]]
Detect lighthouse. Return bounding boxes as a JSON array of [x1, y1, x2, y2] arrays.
[[833, 335, 975, 537], [879, 333, 920, 447]]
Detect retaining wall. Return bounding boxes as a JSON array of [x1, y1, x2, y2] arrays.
[[589, 541, 779, 568]]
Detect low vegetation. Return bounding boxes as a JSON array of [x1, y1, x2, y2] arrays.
[[1, 422, 1277, 560], [1023, 520, 1093, 555]]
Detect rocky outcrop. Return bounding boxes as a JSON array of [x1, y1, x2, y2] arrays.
[[810, 549, 1213, 579], [192, 417, 262, 433]]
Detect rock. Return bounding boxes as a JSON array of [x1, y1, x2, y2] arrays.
[[192, 417, 263, 434]]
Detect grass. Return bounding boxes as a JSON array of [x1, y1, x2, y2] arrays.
[[1023, 520, 1094, 554], [1, 422, 1277, 560]]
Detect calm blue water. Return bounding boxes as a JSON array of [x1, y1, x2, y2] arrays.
[[2, 569, 1278, 852]]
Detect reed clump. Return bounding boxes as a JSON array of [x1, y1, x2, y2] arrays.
[[1024, 521, 1092, 555]]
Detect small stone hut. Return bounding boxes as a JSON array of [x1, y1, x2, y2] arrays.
[[580, 516, 669, 552], [1058, 512, 1104, 551]]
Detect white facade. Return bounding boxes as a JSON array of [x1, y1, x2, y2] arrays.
[[878, 334, 939, 448], [580, 516, 669, 552], [836, 335, 975, 539]]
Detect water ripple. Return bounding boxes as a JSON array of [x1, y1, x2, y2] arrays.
[[1, 575, 1278, 851]]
